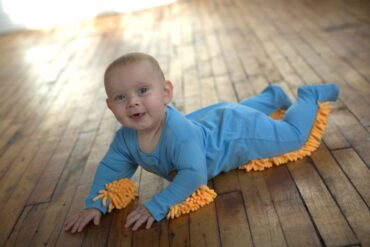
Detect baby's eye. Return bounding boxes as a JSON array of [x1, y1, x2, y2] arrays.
[[114, 95, 126, 101], [138, 87, 149, 95]]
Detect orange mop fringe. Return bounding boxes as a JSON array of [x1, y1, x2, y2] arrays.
[[93, 178, 138, 213], [239, 102, 331, 172], [166, 185, 217, 219], [96, 102, 330, 219]]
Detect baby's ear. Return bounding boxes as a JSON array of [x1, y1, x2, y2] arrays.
[[164, 80, 173, 104], [106, 98, 112, 110]]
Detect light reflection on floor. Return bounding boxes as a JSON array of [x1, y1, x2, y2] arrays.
[[2, 0, 177, 30]]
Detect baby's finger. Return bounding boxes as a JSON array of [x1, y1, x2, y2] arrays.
[[146, 217, 155, 229], [77, 215, 93, 232], [126, 210, 139, 222], [64, 215, 79, 231], [71, 219, 81, 233], [132, 216, 147, 231], [64, 214, 78, 225], [125, 212, 140, 228], [93, 214, 101, 226]]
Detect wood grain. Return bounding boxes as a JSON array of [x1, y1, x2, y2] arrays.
[[0, 0, 369, 246]]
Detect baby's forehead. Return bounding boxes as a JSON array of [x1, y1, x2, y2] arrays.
[[105, 60, 162, 89], [113, 60, 158, 77]]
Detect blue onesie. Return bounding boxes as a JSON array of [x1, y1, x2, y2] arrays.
[[84, 84, 339, 221]]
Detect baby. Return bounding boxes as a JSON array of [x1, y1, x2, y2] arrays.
[[64, 52, 339, 233]]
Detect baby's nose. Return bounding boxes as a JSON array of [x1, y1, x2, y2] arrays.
[[127, 95, 139, 107]]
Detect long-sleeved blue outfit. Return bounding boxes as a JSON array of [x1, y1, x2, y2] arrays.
[[85, 84, 339, 221]]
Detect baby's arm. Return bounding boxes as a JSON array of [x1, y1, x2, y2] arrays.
[[145, 141, 208, 222], [65, 130, 138, 233], [123, 140, 207, 230], [124, 156, 206, 231]]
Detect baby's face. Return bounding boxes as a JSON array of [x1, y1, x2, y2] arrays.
[[105, 60, 172, 132]]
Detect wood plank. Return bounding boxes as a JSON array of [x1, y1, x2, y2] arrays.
[[79, 112, 117, 186], [301, 0, 370, 52], [231, 1, 283, 84], [312, 145, 370, 246], [233, 79, 256, 101], [200, 77, 219, 107], [214, 75, 237, 103], [107, 202, 137, 247], [4, 203, 49, 247], [217, 31, 247, 84], [183, 70, 202, 114], [55, 184, 89, 247], [26, 132, 79, 204], [215, 191, 253, 247], [159, 220, 170, 247], [252, 0, 370, 131], [332, 148, 370, 206], [322, 116, 351, 150], [0, 126, 27, 175], [0, 139, 40, 204], [168, 57, 184, 112], [213, 170, 240, 194], [238, 170, 286, 247], [263, 166, 321, 246], [0, 119, 12, 137], [133, 224, 161, 247], [189, 202, 220, 247], [0, 138, 58, 246], [288, 158, 358, 246], [189, 181, 220, 247], [27, 72, 104, 204], [276, 0, 370, 129], [330, 105, 370, 167], [29, 132, 96, 246], [82, 212, 113, 247], [168, 215, 190, 247]]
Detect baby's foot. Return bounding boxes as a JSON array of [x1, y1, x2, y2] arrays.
[[298, 83, 339, 102]]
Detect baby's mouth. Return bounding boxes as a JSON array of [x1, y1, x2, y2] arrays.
[[130, 112, 146, 120]]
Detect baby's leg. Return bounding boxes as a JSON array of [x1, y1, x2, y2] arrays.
[[283, 83, 339, 140], [249, 83, 339, 159], [239, 85, 292, 115]]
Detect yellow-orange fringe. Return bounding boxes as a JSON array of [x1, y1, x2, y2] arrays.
[[270, 109, 286, 120], [239, 102, 331, 172], [166, 185, 217, 219], [93, 178, 138, 213]]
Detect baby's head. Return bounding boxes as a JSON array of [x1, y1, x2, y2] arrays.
[[104, 52, 173, 132]]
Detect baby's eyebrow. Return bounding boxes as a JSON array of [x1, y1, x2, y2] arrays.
[[135, 82, 150, 87]]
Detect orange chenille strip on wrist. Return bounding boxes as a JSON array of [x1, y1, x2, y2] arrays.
[[93, 178, 138, 213], [166, 185, 217, 219]]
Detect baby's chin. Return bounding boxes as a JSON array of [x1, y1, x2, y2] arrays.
[[119, 122, 150, 131]]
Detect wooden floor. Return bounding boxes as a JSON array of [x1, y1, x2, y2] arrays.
[[0, 0, 369, 246]]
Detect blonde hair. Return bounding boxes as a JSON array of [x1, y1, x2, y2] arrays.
[[104, 52, 165, 85]]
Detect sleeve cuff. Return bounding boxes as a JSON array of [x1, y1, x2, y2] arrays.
[[84, 198, 108, 215], [144, 199, 166, 222]]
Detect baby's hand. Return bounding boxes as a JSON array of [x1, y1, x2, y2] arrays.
[[125, 204, 155, 231], [64, 208, 102, 233]]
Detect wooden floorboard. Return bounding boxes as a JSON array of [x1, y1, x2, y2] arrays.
[[0, 0, 369, 246]]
